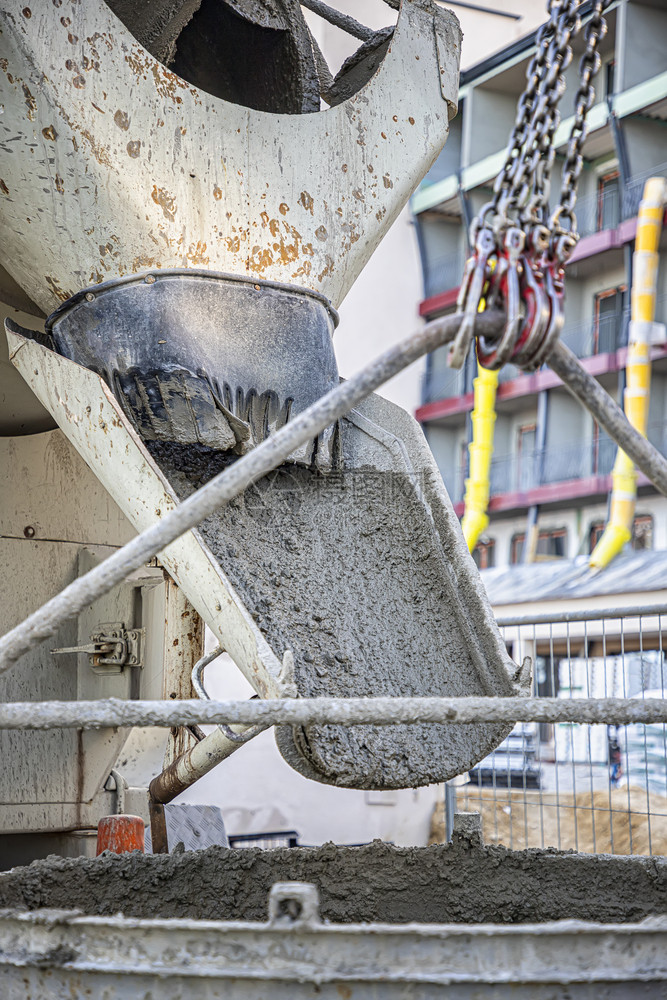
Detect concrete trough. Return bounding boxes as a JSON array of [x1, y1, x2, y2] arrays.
[[0, 903, 665, 999], [1, 821, 666, 997]]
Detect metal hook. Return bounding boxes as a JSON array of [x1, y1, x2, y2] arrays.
[[191, 647, 266, 745]]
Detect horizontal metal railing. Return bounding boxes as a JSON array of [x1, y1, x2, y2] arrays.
[[0, 696, 665, 730]]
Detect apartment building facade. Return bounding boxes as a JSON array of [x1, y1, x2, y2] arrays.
[[413, 0, 667, 573]]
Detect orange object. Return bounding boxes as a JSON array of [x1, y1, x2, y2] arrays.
[[96, 814, 145, 855]]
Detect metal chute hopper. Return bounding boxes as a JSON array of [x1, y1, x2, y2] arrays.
[[1, 0, 529, 791]]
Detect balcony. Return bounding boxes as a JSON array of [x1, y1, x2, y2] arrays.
[[419, 161, 667, 313], [573, 160, 667, 240], [420, 292, 667, 415], [422, 250, 466, 303], [560, 309, 628, 359], [486, 437, 617, 498], [451, 422, 665, 508]]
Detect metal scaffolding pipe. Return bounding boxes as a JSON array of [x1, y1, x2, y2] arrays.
[[0, 696, 665, 730]]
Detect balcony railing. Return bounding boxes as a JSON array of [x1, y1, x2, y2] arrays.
[[622, 160, 667, 221], [452, 422, 666, 504], [422, 250, 466, 301], [560, 308, 629, 358]]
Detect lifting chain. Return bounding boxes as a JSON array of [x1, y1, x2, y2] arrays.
[[451, 0, 611, 372]]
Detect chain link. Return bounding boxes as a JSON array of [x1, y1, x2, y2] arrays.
[[453, 0, 612, 372], [507, 2, 579, 223], [551, 1, 609, 238], [489, 0, 561, 221]]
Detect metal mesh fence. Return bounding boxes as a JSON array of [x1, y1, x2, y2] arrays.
[[449, 605, 667, 856]]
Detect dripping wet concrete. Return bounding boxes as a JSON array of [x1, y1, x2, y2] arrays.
[[146, 439, 510, 790]]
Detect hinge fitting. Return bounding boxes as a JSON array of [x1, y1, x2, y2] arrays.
[[52, 622, 144, 674]]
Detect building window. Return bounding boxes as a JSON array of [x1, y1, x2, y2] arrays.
[[511, 528, 567, 565], [517, 423, 537, 490], [604, 59, 616, 98], [597, 169, 620, 232], [589, 520, 605, 552], [457, 438, 469, 505], [593, 287, 626, 354], [593, 423, 615, 476], [473, 539, 495, 569], [632, 515, 653, 551], [589, 515, 654, 553]]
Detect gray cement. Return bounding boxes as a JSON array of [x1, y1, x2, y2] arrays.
[[1, 831, 665, 925], [148, 440, 513, 789]]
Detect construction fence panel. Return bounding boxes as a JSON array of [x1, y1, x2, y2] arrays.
[[451, 605, 667, 856]]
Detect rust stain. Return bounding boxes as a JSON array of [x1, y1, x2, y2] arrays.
[[22, 7, 32, 18], [315, 226, 327, 242], [125, 51, 147, 82], [60, 15, 71, 27], [79, 126, 112, 166], [245, 217, 315, 278], [54, 174, 64, 194], [0, 180, 9, 196], [149, 62, 189, 104], [68, 34, 79, 45], [114, 109, 130, 130], [42, 125, 58, 143], [381, 131, 387, 139], [45, 275, 73, 302], [72, 75, 86, 89], [409, 116, 415, 125], [279, 203, 289, 215], [317, 254, 334, 282], [126, 48, 191, 105], [127, 140, 141, 158], [213, 184, 222, 200], [22, 83, 37, 121], [131, 254, 162, 273], [383, 174, 393, 189], [151, 185, 177, 222], [298, 191, 314, 214], [342, 163, 348, 173], [186, 241, 209, 266], [352, 189, 364, 202]]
